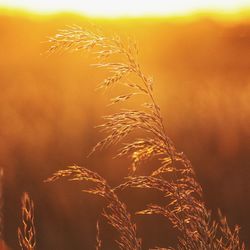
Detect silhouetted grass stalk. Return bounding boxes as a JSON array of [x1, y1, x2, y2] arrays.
[[46, 165, 141, 250], [47, 25, 245, 249], [17, 192, 36, 250]]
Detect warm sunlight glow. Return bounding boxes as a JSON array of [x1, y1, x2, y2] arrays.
[[1, 0, 250, 17]]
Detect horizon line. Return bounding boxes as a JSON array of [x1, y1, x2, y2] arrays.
[[1, 6, 250, 22]]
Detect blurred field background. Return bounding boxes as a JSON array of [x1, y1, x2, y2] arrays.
[[0, 10, 250, 249]]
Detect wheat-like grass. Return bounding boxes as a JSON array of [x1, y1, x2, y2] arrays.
[[48, 26, 245, 249], [46, 165, 141, 250], [17, 192, 36, 250], [48, 25, 175, 164]]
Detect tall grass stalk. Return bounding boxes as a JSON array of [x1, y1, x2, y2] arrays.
[[47, 25, 245, 249], [17, 192, 36, 250]]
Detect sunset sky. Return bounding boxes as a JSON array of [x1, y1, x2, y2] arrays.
[[1, 0, 250, 17]]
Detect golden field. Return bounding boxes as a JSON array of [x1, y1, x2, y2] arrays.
[[0, 10, 249, 249]]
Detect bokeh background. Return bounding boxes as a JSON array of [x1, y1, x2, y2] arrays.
[[0, 10, 250, 249]]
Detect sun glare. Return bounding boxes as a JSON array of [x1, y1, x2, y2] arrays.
[[1, 0, 250, 17]]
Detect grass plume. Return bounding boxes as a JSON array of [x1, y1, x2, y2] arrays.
[[48, 25, 245, 249], [17, 192, 36, 250], [46, 165, 141, 250]]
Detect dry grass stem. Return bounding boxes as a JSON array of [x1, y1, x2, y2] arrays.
[[17, 192, 36, 250], [95, 220, 102, 250]]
